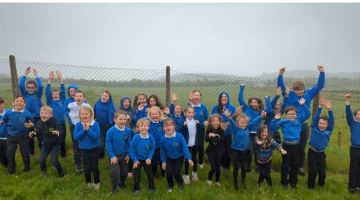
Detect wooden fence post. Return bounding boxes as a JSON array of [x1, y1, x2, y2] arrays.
[[166, 66, 170, 106], [9, 55, 20, 99], [338, 131, 342, 147]]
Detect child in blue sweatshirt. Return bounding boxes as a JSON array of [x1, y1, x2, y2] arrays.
[[0, 97, 8, 167], [74, 106, 100, 189], [94, 91, 115, 159], [255, 125, 286, 187], [19, 67, 43, 156], [345, 94, 360, 194], [307, 96, 334, 189], [0, 95, 34, 174], [225, 109, 265, 190], [270, 98, 311, 188], [211, 91, 236, 171], [106, 110, 132, 195], [129, 118, 156, 194], [46, 71, 67, 157], [168, 93, 184, 130], [133, 93, 148, 132], [277, 66, 325, 176], [160, 118, 193, 192], [118, 95, 135, 129]]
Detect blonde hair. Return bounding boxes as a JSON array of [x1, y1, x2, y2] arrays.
[[208, 114, 227, 130], [236, 113, 250, 126], [137, 118, 150, 127], [147, 106, 165, 121], [163, 117, 175, 128], [79, 106, 94, 122], [40, 106, 53, 114], [114, 110, 127, 119]]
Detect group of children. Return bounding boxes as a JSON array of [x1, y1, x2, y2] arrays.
[[0, 65, 360, 195]]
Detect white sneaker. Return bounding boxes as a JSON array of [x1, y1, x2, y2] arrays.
[[168, 188, 173, 193], [93, 183, 101, 190], [183, 174, 190, 185], [87, 183, 94, 188], [207, 180, 212, 185], [215, 182, 221, 186], [192, 172, 198, 181], [199, 164, 204, 169]]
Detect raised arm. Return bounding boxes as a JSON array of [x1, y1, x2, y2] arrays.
[[325, 100, 335, 132], [45, 84, 52, 106], [238, 84, 248, 110], [309, 65, 325, 99], [264, 96, 273, 114], [277, 67, 286, 97], [34, 69, 43, 98]]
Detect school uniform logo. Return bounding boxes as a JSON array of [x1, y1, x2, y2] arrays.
[[20, 117, 25, 122], [158, 127, 162, 131], [173, 142, 178, 147], [146, 143, 151, 150], [123, 134, 128, 139], [59, 102, 62, 106], [324, 131, 329, 135], [200, 111, 203, 115], [33, 95, 38, 99], [49, 127, 54, 132], [294, 119, 299, 124], [246, 130, 249, 135]]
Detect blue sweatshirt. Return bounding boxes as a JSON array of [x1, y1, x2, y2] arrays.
[[46, 84, 66, 124], [1, 109, 34, 137], [74, 120, 100, 150], [106, 125, 132, 158], [277, 72, 325, 122], [117, 96, 135, 129], [270, 104, 311, 145], [229, 116, 262, 151], [263, 95, 288, 132], [346, 105, 360, 148], [147, 118, 165, 149], [94, 94, 115, 126], [0, 109, 8, 139], [169, 103, 184, 130], [129, 133, 155, 162], [134, 104, 149, 126], [160, 132, 191, 163], [191, 103, 209, 129], [309, 108, 335, 152], [211, 91, 236, 136], [19, 76, 43, 117]]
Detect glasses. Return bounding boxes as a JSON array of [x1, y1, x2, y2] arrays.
[[286, 113, 297, 116], [26, 87, 37, 90]]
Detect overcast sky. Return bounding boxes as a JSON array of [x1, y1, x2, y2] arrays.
[[1, 3, 359, 77]]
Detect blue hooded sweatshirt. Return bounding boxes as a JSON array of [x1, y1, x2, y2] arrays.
[[19, 76, 43, 118], [94, 94, 116, 126], [117, 96, 135, 129], [211, 91, 236, 136], [63, 84, 87, 125]]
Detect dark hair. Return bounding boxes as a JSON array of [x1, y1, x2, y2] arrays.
[[248, 96, 264, 110], [148, 95, 165, 110], [217, 93, 228, 114], [256, 125, 272, 145], [51, 90, 59, 95], [193, 90, 201, 96], [319, 116, 329, 124], [103, 90, 111, 96], [13, 95, 26, 102], [26, 80, 37, 88], [114, 110, 127, 119], [0, 97, 4, 104], [285, 106, 297, 114], [75, 90, 86, 98], [133, 93, 147, 108], [354, 109, 360, 117], [163, 117, 175, 128]]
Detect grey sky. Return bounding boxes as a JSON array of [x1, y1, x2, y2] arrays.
[[1, 3, 359, 76]]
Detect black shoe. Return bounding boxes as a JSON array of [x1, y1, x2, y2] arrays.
[[179, 184, 184, 191], [119, 183, 126, 189], [298, 171, 305, 176], [349, 188, 359, 194], [24, 167, 31, 172], [307, 186, 314, 190], [42, 170, 47, 175], [29, 153, 34, 158], [60, 153, 66, 158], [76, 164, 82, 172], [241, 180, 246, 190], [111, 188, 118, 196], [282, 184, 288, 188], [246, 168, 251, 173], [255, 166, 259, 173], [290, 184, 298, 189], [234, 182, 239, 190], [59, 171, 67, 178]]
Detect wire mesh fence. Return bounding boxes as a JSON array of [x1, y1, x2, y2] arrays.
[[0, 58, 359, 173]]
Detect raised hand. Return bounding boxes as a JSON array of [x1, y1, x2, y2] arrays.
[[49, 71, 55, 80], [298, 98, 306, 105], [24, 67, 31, 76], [223, 108, 231, 119], [56, 71, 63, 79], [137, 103, 145, 111], [171, 93, 179, 103], [261, 110, 267, 118], [32, 68, 38, 77], [276, 87, 282, 96], [279, 67, 286, 75], [188, 91, 193, 103], [317, 65, 325, 72], [324, 100, 332, 110], [319, 96, 326, 107], [345, 94, 351, 101], [240, 83, 245, 86], [285, 86, 290, 97], [235, 106, 243, 114]]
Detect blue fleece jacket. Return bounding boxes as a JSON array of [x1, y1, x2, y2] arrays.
[[229, 116, 262, 151], [46, 84, 66, 124], [1, 109, 34, 137], [346, 105, 360, 148], [106, 125, 132, 158], [277, 72, 325, 122], [129, 133, 155, 162], [146, 118, 165, 149], [160, 132, 191, 163], [263, 95, 288, 132], [211, 91, 236, 136], [270, 104, 311, 145], [117, 96, 135, 129], [191, 103, 209, 129], [74, 120, 100, 150], [309, 108, 335, 152], [94, 95, 115, 126], [0, 109, 8, 139], [19, 76, 43, 117]]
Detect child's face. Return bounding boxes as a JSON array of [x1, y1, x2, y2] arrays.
[[40, 110, 53, 122], [164, 123, 175, 135], [101, 92, 110, 103], [26, 83, 37, 95], [237, 118, 248, 129], [211, 117, 220, 129], [150, 110, 160, 122], [149, 97, 156, 107], [294, 88, 305, 97], [275, 100, 281, 111], [261, 128, 269, 140], [52, 91, 60, 101], [192, 92, 201, 104], [185, 108, 195, 120], [12, 97, 26, 110], [286, 110, 297, 120], [80, 110, 91, 122], [138, 95, 146, 105], [69, 88, 77, 98], [114, 114, 127, 128], [123, 99, 130, 109], [174, 105, 182, 116], [220, 93, 228, 105], [75, 93, 85, 105], [0, 103, 4, 112], [138, 123, 150, 134], [318, 119, 329, 131], [249, 99, 259, 109]]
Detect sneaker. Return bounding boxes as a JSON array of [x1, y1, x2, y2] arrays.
[[255, 166, 259, 173], [87, 183, 94, 188], [282, 184, 288, 189], [179, 184, 184, 191], [76, 164, 83, 172], [168, 188, 173, 193], [291, 184, 298, 189], [349, 188, 359, 194], [93, 183, 100, 190], [241, 180, 246, 190], [111, 188, 118, 196], [257, 182, 263, 188], [128, 173, 133, 178], [199, 164, 204, 169], [59, 171, 67, 178], [192, 172, 198, 181], [134, 190, 140, 194], [118, 184, 126, 189], [307, 186, 314, 190], [183, 174, 190, 185], [29, 153, 34, 158], [149, 188, 156, 193], [24, 167, 31, 172], [298, 171, 306, 176], [215, 182, 221, 187], [207, 180, 212, 185], [234, 182, 239, 190]]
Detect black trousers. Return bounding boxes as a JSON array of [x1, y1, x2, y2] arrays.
[[128, 158, 134, 173], [133, 159, 154, 191], [151, 148, 165, 177], [197, 128, 205, 165], [7, 134, 30, 174], [258, 160, 272, 185], [99, 125, 111, 159], [281, 143, 299, 186], [70, 125, 82, 166], [110, 152, 128, 189], [29, 117, 42, 154], [166, 156, 184, 188], [184, 145, 198, 175], [208, 154, 221, 182], [0, 139, 8, 167], [81, 147, 100, 184], [299, 123, 309, 168], [348, 147, 360, 190], [229, 148, 249, 183], [221, 135, 232, 169], [39, 144, 63, 175], [271, 131, 282, 144], [307, 148, 326, 188], [247, 134, 257, 170], [60, 124, 67, 156]]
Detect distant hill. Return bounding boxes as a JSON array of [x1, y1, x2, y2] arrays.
[[255, 70, 360, 80]]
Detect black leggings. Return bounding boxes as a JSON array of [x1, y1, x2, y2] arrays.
[[208, 154, 221, 182], [185, 146, 198, 175], [258, 160, 272, 185], [197, 128, 205, 165], [229, 149, 249, 183]]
